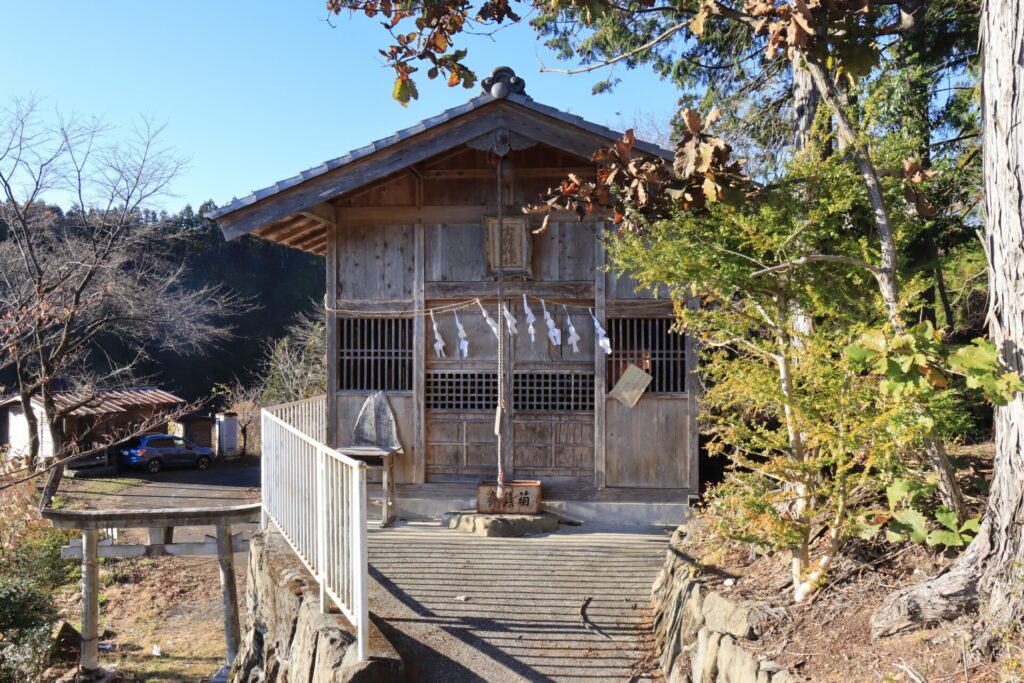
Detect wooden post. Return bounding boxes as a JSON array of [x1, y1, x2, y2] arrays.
[[149, 526, 173, 545], [326, 218, 339, 449], [215, 524, 241, 665], [80, 529, 100, 676], [412, 221, 426, 484], [593, 227, 607, 489]]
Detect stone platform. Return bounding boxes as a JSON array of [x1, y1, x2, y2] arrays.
[[440, 510, 560, 537]]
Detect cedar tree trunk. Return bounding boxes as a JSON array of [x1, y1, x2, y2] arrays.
[[871, 0, 1024, 650]]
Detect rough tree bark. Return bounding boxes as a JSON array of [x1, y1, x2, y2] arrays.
[[871, 0, 1024, 650]]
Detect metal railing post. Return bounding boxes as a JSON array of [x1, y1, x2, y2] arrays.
[[260, 410, 269, 529], [316, 444, 327, 613], [352, 463, 369, 661]]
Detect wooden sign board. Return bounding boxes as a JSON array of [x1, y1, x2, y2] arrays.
[[607, 364, 654, 409], [477, 480, 542, 514]]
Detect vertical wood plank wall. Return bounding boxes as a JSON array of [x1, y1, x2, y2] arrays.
[[329, 145, 697, 495]]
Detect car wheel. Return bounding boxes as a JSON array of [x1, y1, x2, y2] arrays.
[[147, 458, 162, 474], [196, 455, 211, 471]]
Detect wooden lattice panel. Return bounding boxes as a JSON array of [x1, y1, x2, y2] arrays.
[[338, 317, 413, 391], [425, 371, 499, 411], [512, 372, 595, 412], [606, 318, 686, 393]]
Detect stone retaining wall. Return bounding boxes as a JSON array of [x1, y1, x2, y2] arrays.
[[651, 528, 801, 683], [231, 529, 403, 683]]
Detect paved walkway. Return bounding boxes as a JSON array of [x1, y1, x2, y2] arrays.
[[368, 522, 669, 682], [66, 468, 669, 681]]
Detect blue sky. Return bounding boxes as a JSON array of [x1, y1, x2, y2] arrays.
[[3, 3, 681, 211]]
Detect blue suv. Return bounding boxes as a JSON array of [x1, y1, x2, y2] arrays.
[[118, 434, 215, 473]]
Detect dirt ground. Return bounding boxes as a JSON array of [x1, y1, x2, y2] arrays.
[[44, 461, 259, 682], [685, 442, 1014, 683], [48, 552, 241, 682]]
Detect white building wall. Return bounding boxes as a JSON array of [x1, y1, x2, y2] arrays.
[[7, 404, 55, 459]]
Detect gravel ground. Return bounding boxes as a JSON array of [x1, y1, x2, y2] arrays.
[[367, 521, 669, 683]]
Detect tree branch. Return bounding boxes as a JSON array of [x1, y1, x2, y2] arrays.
[[749, 254, 883, 278]]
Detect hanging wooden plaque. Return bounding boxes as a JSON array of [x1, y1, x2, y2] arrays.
[[483, 216, 531, 276]]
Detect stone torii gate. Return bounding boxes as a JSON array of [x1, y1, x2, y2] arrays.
[[42, 503, 261, 683]]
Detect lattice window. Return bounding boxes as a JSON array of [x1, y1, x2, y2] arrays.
[[338, 317, 413, 391], [513, 372, 595, 412], [426, 372, 499, 411], [606, 318, 687, 393]]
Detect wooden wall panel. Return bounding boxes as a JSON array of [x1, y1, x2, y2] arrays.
[[424, 308, 500, 364], [512, 413, 593, 481], [336, 224, 415, 301], [424, 413, 497, 481], [511, 310, 595, 362], [605, 396, 690, 489], [605, 271, 668, 300], [424, 221, 595, 285], [336, 391, 415, 484], [425, 223, 486, 282]]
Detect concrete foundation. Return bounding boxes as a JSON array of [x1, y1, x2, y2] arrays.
[[396, 493, 690, 527]]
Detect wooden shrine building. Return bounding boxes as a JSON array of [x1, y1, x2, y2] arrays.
[[209, 67, 697, 524]]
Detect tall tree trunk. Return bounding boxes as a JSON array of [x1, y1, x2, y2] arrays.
[[37, 386, 68, 510], [792, 60, 820, 153], [871, 0, 1024, 650], [17, 390, 39, 473]]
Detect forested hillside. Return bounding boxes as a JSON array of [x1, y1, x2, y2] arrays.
[[125, 201, 324, 401]]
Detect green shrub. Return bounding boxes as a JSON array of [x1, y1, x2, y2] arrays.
[[0, 576, 56, 634], [0, 625, 52, 683], [0, 577, 57, 683], [0, 525, 77, 590]]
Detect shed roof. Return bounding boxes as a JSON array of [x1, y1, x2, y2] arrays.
[[207, 68, 672, 254], [1, 387, 185, 418]]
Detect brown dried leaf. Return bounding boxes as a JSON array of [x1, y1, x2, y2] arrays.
[[691, 7, 709, 36], [682, 109, 703, 135]]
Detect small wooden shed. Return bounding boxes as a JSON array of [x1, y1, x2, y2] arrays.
[[209, 67, 697, 523], [1, 387, 185, 461]]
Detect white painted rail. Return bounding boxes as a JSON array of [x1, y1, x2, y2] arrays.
[[266, 394, 327, 443], [261, 398, 369, 661]]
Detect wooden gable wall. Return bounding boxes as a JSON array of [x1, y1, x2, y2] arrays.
[[326, 141, 698, 497]]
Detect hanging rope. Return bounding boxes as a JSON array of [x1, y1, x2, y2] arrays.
[[495, 154, 507, 492], [323, 294, 676, 318]]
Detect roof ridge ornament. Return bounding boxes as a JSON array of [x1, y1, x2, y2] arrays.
[[482, 66, 527, 99]]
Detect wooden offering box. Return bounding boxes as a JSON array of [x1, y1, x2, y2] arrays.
[[476, 480, 542, 514]]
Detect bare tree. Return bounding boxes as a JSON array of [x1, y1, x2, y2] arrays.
[[260, 307, 327, 406], [0, 99, 240, 501]]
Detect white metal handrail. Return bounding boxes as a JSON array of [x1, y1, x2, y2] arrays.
[[265, 394, 327, 443], [261, 402, 368, 661]]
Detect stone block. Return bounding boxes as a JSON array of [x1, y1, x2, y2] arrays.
[[679, 580, 705, 646], [702, 591, 761, 640], [231, 530, 403, 683], [691, 627, 721, 683], [716, 635, 759, 683], [440, 510, 559, 536]]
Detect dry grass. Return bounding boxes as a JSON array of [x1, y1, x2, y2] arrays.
[[46, 546, 243, 682]]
